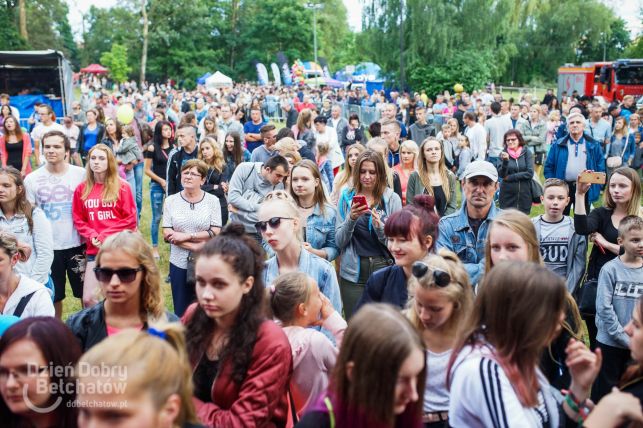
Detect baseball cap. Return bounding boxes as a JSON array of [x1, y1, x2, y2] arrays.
[[462, 160, 498, 182]]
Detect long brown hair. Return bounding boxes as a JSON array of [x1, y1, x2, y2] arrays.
[[449, 262, 567, 407], [1, 116, 22, 140], [289, 160, 329, 217], [604, 167, 642, 216], [82, 144, 122, 203], [335, 143, 366, 190], [417, 138, 451, 202], [96, 231, 166, 321], [0, 167, 34, 233], [352, 150, 388, 205], [331, 304, 425, 427]]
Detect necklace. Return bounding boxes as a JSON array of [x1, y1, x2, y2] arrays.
[[299, 202, 315, 209], [180, 191, 204, 210]]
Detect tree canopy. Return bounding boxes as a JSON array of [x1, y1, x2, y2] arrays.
[[0, 0, 639, 91]]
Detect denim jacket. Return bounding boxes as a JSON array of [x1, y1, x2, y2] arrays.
[[436, 201, 500, 286], [264, 247, 343, 314], [305, 203, 339, 262]]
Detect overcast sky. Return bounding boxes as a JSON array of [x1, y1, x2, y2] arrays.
[[66, 0, 641, 41]]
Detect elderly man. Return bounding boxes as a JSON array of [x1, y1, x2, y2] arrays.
[[436, 160, 500, 286], [328, 104, 348, 142], [545, 112, 605, 215]]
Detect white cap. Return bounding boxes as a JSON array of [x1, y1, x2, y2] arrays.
[[462, 160, 498, 182]]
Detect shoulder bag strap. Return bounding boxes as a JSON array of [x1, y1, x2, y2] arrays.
[[323, 396, 336, 428], [288, 387, 298, 424], [13, 291, 37, 317]]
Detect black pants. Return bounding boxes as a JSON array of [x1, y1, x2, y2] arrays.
[[51, 245, 87, 302], [582, 313, 598, 351], [591, 342, 632, 402], [564, 181, 591, 216]]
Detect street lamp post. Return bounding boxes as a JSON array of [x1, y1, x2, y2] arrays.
[[306, 3, 323, 86]]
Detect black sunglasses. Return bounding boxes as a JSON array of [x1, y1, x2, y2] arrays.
[[94, 266, 144, 283], [254, 217, 294, 234], [411, 261, 451, 287]]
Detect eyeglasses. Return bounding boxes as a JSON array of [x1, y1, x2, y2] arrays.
[[182, 171, 202, 178], [411, 261, 451, 287], [0, 364, 47, 383], [254, 217, 294, 234], [94, 266, 144, 283], [505, 137, 518, 142]]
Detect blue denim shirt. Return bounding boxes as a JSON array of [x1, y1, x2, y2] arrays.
[[264, 246, 343, 314], [305, 203, 339, 262], [436, 201, 500, 286]]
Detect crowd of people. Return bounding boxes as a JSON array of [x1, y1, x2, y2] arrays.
[[0, 80, 640, 428]]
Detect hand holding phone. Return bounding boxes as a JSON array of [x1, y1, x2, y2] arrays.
[[350, 195, 370, 220], [352, 194, 368, 209]]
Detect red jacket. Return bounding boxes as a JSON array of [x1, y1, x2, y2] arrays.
[[71, 180, 137, 255], [182, 303, 293, 428]]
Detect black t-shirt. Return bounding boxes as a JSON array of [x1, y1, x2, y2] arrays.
[[144, 145, 173, 180], [574, 207, 619, 280], [352, 203, 388, 258], [6, 139, 23, 171], [468, 215, 485, 239], [433, 185, 447, 217], [193, 356, 219, 403]]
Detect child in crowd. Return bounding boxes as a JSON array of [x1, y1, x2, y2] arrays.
[[594, 215, 643, 400], [269, 272, 347, 417], [316, 140, 334, 192], [632, 132, 642, 182], [456, 135, 472, 181], [532, 178, 587, 293], [115, 124, 143, 182]]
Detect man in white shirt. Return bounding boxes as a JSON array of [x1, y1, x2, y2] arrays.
[[25, 130, 86, 318], [30, 104, 64, 165], [464, 112, 487, 161], [328, 104, 348, 143], [313, 115, 344, 171], [484, 101, 512, 167]]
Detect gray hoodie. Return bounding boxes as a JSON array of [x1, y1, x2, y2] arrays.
[[596, 257, 643, 349], [227, 162, 284, 233]]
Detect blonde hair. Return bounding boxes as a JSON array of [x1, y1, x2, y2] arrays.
[[334, 143, 365, 191], [261, 190, 302, 241], [274, 137, 299, 153], [198, 136, 225, 173], [82, 144, 122, 203], [96, 231, 166, 321], [407, 249, 473, 336], [417, 138, 452, 202], [484, 209, 583, 339], [366, 137, 395, 189], [317, 140, 329, 157], [78, 324, 198, 426], [269, 272, 314, 324]]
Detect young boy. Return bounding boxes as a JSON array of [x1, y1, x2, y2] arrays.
[[594, 215, 643, 399], [532, 178, 587, 293]]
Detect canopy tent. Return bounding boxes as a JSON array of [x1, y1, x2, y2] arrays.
[[304, 77, 345, 88], [80, 63, 109, 74], [205, 71, 233, 88], [196, 72, 212, 85], [302, 61, 323, 77], [352, 62, 382, 82]]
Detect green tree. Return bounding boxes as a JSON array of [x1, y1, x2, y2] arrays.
[[0, 1, 28, 50], [100, 44, 132, 83], [577, 18, 630, 63]]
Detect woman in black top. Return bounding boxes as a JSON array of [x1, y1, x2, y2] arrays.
[[498, 129, 535, 214], [198, 136, 229, 225], [222, 131, 250, 181], [144, 120, 174, 259], [574, 166, 642, 349]]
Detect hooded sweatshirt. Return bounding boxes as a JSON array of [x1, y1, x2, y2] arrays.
[[1, 275, 54, 318], [282, 311, 347, 416]]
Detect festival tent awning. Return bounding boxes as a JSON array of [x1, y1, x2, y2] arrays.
[[304, 77, 345, 88], [197, 72, 212, 85], [80, 63, 109, 74], [205, 71, 233, 88]]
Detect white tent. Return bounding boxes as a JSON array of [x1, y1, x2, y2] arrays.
[[205, 71, 233, 88]]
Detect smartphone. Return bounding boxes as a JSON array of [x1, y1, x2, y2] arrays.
[[578, 171, 606, 185], [352, 195, 369, 209]]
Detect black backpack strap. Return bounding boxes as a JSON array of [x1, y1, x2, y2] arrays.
[[288, 386, 299, 424], [13, 291, 37, 317]]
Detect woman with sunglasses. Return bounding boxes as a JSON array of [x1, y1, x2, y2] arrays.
[[289, 160, 339, 262], [66, 231, 178, 352], [163, 159, 222, 317], [406, 251, 473, 428], [258, 191, 342, 313], [354, 195, 437, 312], [183, 223, 292, 427], [336, 150, 402, 319], [72, 143, 137, 308]]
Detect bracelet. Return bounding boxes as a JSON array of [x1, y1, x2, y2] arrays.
[[190, 233, 196, 242]]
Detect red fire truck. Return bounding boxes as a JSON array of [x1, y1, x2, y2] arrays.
[[558, 59, 643, 103]]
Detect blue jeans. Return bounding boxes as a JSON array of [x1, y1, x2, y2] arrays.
[[150, 182, 165, 247], [134, 162, 144, 218], [169, 263, 196, 317]]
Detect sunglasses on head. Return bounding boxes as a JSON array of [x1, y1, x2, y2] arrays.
[[411, 261, 451, 287], [94, 266, 144, 283], [254, 217, 294, 234]]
